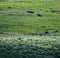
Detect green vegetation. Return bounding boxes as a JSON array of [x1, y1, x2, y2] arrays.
[[0, 0, 60, 58], [0, 35, 60, 58], [0, 1, 60, 35]]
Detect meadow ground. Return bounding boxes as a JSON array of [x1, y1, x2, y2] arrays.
[[0, 0, 60, 58], [0, 1, 60, 35]]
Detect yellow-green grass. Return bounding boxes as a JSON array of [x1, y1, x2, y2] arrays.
[[0, 1, 60, 35]]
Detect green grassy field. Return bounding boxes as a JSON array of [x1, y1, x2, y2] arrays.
[[0, 1, 60, 35], [0, 0, 60, 58]]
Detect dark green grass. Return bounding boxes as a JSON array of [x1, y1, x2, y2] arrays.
[[0, 36, 60, 58]]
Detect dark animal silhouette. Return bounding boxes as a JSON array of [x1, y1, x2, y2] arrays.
[[18, 37, 21, 40], [44, 31, 50, 35], [37, 14, 42, 17], [27, 11, 34, 14], [7, 6, 12, 9]]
